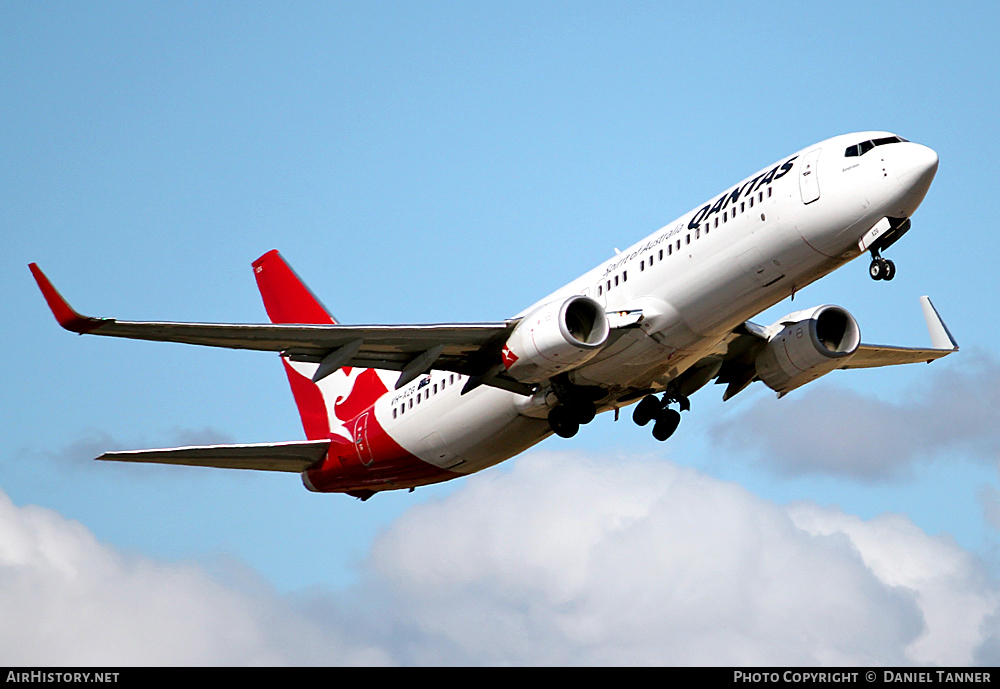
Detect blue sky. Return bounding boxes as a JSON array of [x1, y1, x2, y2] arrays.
[[2, 2, 999, 664]]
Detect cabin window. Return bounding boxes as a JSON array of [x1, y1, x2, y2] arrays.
[[749, 196, 754, 208], [714, 217, 719, 228], [668, 244, 672, 256], [622, 271, 627, 282], [658, 249, 663, 260], [393, 408, 397, 419], [614, 275, 619, 286], [640, 260, 644, 271], [723, 211, 727, 222], [607, 280, 611, 291], [598, 285, 603, 295], [676, 240, 681, 250], [767, 187, 772, 198], [695, 228, 700, 239], [685, 234, 690, 245], [741, 202, 745, 213], [758, 191, 763, 203], [408, 399, 413, 409], [433, 384, 437, 394]]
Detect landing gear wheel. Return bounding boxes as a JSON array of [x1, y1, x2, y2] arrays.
[[567, 400, 597, 425], [882, 259, 896, 281], [652, 409, 681, 442], [869, 259, 884, 281], [548, 406, 580, 438], [632, 395, 661, 426]]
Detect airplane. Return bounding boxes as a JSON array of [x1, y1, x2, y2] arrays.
[[31, 131, 957, 500]]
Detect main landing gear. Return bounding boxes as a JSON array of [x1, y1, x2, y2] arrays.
[[546, 375, 603, 439], [632, 393, 687, 442], [869, 250, 896, 281], [548, 400, 597, 438]]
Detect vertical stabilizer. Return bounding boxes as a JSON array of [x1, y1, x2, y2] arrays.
[[253, 250, 337, 326], [252, 251, 388, 442]]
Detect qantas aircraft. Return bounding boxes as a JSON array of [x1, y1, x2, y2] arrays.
[[31, 131, 957, 500]]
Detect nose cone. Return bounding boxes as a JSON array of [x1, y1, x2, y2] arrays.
[[893, 143, 938, 215], [895, 143, 939, 194]]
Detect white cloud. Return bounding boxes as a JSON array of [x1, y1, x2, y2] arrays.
[[788, 504, 998, 666], [982, 484, 1000, 532], [1, 452, 996, 665], [709, 352, 1000, 480], [0, 489, 387, 666], [359, 452, 997, 665]]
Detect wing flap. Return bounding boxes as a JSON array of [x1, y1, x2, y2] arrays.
[[97, 440, 331, 472]]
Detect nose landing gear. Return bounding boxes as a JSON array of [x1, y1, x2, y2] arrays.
[[866, 218, 909, 282], [869, 251, 896, 281]]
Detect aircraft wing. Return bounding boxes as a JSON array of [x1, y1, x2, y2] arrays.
[[97, 439, 331, 472], [837, 344, 953, 368], [837, 296, 958, 368], [31, 262, 515, 377], [32, 263, 647, 395], [714, 296, 957, 400]]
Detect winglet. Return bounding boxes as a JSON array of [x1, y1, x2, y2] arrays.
[[920, 296, 958, 351], [28, 264, 111, 334]]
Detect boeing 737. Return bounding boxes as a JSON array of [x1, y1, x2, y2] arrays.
[[31, 131, 956, 500]]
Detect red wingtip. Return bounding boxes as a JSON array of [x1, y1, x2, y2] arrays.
[[28, 263, 107, 334]]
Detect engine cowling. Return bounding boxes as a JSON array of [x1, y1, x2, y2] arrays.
[[755, 305, 860, 396], [503, 295, 610, 384]]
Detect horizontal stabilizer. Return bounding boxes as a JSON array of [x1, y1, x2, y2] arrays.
[[97, 439, 331, 472]]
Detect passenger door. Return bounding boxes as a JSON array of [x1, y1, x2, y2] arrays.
[[799, 148, 822, 204]]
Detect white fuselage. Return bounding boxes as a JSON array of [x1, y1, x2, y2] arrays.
[[369, 132, 939, 475]]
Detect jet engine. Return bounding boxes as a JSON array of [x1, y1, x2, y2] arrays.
[[503, 295, 610, 384], [755, 305, 860, 396]]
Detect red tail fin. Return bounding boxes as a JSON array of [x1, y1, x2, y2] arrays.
[[253, 251, 389, 443], [253, 250, 334, 440], [252, 250, 336, 325]]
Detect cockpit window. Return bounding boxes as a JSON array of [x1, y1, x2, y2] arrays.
[[844, 135, 908, 157]]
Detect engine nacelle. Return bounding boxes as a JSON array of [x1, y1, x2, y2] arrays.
[[503, 295, 610, 384], [755, 305, 860, 396]]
